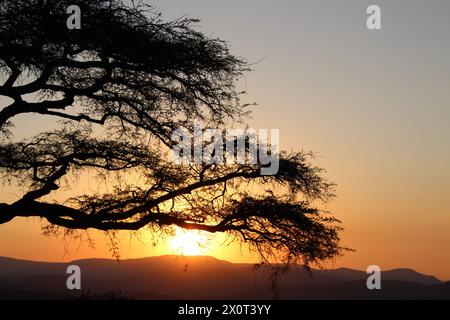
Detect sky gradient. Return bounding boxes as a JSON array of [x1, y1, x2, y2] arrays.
[[1, 0, 450, 279]]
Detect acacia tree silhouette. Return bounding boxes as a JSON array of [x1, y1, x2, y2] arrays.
[[0, 0, 345, 266]]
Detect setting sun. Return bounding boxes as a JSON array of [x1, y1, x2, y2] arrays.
[[169, 228, 210, 256]]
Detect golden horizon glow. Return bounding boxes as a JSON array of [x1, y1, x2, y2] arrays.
[[169, 228, 210, 256]]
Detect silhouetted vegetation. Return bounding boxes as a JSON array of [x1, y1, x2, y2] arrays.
[[0, 0, 346, 267], [71, 289, 133, 300]]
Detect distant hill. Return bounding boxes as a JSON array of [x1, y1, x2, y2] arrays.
[[0, 255, 448, 300]]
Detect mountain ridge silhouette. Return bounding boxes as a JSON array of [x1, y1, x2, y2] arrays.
[[0, 255, 448, 299]]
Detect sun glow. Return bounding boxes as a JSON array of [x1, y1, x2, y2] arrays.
[[169, 228, 210, 256]]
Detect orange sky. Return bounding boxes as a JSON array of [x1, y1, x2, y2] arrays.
[[1, 0, 450, 280]]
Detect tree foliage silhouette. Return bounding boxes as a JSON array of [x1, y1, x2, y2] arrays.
[[0, 0, 345, 266]]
